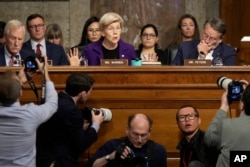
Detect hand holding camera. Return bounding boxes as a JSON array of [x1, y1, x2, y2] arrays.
[[217, 76, 245, 103], [91, 108, 104, 125], [115, 141, 146, 167]]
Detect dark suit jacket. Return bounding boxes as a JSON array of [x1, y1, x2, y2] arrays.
[[22, 40, 69, 65], [0, 46, 34, 66], [36, 92, 98, 167], [171, 40, 236, 66]]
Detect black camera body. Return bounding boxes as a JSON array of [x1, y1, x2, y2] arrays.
[[115, 139, 146, 167], [217, 76, 244, 103], [24, 55, 44, 71]]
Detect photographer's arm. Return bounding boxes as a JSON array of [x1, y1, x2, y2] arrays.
[[204, 91, 228, 148], [92, 151, 116, 167], [90, 110, 104, 132], [35, 56, 50, 81]]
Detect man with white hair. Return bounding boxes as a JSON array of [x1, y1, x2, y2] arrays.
[[0, 19, 33, 66]]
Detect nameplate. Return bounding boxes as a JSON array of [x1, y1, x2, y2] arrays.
[[100, 59, 128, 66], [184, 59, 211, 66]]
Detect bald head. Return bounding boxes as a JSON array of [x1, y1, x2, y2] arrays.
[[127, 113, 153, 131]]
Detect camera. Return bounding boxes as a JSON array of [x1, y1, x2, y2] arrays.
[[115, 141, 146, 167], [217, 76, 244, 102], [82, 107, 112, 122], [24, 55, 44, 71]]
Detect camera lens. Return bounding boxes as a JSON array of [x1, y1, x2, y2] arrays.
[[100, 108, 112, 121], [217, 76, 232, 89]]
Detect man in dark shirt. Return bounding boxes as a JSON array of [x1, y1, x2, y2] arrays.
[[176, 105, 218, 167], [86, 113, 167, 167], [36, 72, 104, 167]]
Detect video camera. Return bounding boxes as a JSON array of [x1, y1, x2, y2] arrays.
[[217, 76, 244, 103]]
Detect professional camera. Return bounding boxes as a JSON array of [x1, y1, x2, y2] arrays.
[[82, 107, 112, 122], [24, 55, 44, 71], [217, 76, 244, 102], [115, 141, 146, 167]]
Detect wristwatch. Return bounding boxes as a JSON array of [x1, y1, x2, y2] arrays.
[[105, 154, 110, 161]]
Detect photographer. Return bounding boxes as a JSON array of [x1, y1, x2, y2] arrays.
[[0, 56, 58, 166], [86, 113, 167, 167], [204, 80, 249, 167], [36, 72, 104, 167]]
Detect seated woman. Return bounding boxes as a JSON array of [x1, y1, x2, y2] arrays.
[[45, 23, 64, 46], [72, 16, 101, 53], [135, 24, 168, 65], [166, 14, 200, 64], [83, 12, 137, 66]]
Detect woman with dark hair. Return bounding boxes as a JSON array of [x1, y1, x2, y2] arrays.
[[73, 16, 101, 53], [135, 24, 168, 65], [166, 14, 200, 64]]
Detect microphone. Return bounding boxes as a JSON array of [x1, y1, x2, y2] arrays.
[[199, 51, 205, 55]]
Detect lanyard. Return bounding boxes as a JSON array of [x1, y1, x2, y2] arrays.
[[183, 151, 192, 167]]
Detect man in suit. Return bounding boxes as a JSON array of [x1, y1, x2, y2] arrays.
[[204, 79, 250, 167], [172, 17, 236, 66], [23, 13, 69, 65], [0, 20, 33, 66], [36, 72, 104, 167]]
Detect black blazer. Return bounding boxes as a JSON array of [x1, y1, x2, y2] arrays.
[[22, 40, 69, 65], [36, 92, 98, 167]]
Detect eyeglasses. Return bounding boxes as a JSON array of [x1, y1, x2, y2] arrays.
[[28, 24, 45, 29], [130, 131, 149, 139], [202, 32, 220, 42], [177, 113, 198, 122], [142, 33, 156, 38], [106, 26, 121, 32], [88, 29, 100, 34]]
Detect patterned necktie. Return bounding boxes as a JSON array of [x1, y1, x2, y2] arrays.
[[36, 43, 42, 56], [8, 54, 15, 66]]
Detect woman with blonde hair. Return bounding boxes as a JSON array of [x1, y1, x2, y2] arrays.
[[82, 12, 136, 65]]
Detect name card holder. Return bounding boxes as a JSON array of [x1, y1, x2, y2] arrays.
[[100, 59, 128, 66], [184, 59, 211, 66]]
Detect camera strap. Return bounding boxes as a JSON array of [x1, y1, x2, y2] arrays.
[[25, 72, 39, 104], [40, 73, 46, 104], [25, 71, 46, 104]]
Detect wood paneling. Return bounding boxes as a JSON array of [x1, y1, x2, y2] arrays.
[[220, 0, 250, 65], [0, 66, 246, 167]]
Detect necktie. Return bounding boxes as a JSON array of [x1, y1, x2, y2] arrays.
[[8, 54, 15, 66], [36, 44, 42, 56]]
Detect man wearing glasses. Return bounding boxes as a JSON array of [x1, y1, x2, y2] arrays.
[[172, 17, 236, 66], [86, 113, 167, 167], [22, 13, 68, 65], [176, 105, 219, 167]]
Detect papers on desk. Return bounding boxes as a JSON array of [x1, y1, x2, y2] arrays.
[[142, 61, 161, 65], [241, 36, 250, 41]]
